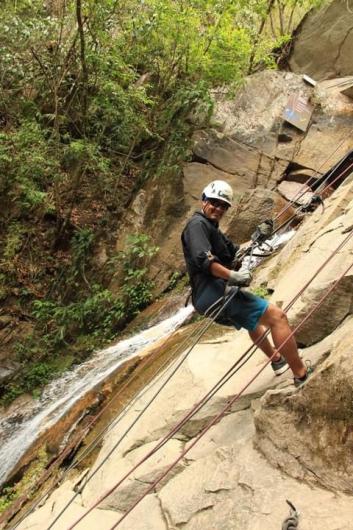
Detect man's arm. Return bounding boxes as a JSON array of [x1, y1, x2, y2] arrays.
[[209, 261, 232, 280], [183, 219, 221, 273]]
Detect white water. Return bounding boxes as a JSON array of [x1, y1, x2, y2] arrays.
[[0, 305, 194, 486]]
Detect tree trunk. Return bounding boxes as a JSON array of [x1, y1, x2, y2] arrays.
[[248, 0, 276, 74]]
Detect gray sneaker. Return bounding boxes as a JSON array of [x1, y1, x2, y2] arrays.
[[271, 355, 289, 376], [294, 362, 314, 387]]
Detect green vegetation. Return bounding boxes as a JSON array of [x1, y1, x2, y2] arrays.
[[1, 233, 158, 404], [0, 486, 16, 513], [0, 0, 327, 405], [251, 284, 271, 299], [0, 447, 49, 513]]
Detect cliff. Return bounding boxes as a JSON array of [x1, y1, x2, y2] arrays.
[[5, 1, 353, 528]]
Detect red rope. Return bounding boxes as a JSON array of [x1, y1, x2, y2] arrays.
[[268, 159, 353, 241], [274, 140, 352, 221], [66, 229, 353, 530], [107, 259, 353, 530]]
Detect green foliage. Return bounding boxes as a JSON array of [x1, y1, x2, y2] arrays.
[[1, 356, 57, 404], [0, 350, 76, 405], [3, 222, 25, 262], [0, 486, 16, 514], [251, 284, 271, 299], [0, 384, 23, 405], [28, 233, 158, 352], [0, 273, 8, 300], [32, 287, 122, 345], [69, 228, 95, 283], [120, 233, 159, 272], [164, 271, 189, 294], [0, 123, 60, 212], [0, 0, 327, 213], [22, 362, 52, 390], [0, 232, 159, 404], [0, 446, 48, 514]]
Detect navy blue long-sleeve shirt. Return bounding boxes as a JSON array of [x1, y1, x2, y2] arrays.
[[181, 211, 238, 299]]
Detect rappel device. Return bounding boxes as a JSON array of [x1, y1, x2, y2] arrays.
[[301, 194, 324, 213]]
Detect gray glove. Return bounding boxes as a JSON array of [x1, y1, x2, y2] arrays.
[[228, 269, 252, 287]]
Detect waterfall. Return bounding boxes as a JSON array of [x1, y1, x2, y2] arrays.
[[0, 305, 194, 486]]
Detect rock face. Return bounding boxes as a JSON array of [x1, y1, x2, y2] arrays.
[[115, 67, 353, 297], [192, 130, 288, 188], [12, 170, 353, 524], [289, 0, 353, 80], [262, 176, 353, 346], [277, 180, 313, 205], [15, 325, 353, 529], [227, 187, 296, 243], [211, 70, 313, 151], [12, 23, 353, 529], [255, 316, 353, 494]]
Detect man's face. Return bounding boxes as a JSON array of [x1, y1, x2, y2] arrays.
[[202, 198, 230, 222]]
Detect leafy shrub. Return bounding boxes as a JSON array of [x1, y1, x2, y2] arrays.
[[0, 123, 60, 212], [3, 222, 25, 262], [0, 486, 16, 514], [30, 233, 159, 349], [22, 362, 52, 391]]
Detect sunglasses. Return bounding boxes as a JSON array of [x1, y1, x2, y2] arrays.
[[207, 198, 229, 211]]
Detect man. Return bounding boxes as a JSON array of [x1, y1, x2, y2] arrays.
[[181, 180, 311, 386]]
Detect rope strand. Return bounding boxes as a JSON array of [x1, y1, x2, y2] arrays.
[[66, 230, 353, 530], [107, 259, 353, 530]]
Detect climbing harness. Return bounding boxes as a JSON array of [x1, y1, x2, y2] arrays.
[[282, 500, 299, 530]]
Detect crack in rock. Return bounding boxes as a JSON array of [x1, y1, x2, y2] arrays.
[[156, 493, 172, 530], [204, 487, 231, 494], [303, 224, 344, 252], [334, 25, 353, 71], [176, 503, 215, 528], [238, 481, 255, 495], [122, 438, 148, 458]]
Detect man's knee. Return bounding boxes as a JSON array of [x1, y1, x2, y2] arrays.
[[261, 304, 288, 326]]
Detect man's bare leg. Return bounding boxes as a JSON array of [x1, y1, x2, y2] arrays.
[[248, 325, 281, 361], [258, 304, 306, 378]]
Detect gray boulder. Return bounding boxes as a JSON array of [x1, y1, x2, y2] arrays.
[[289, 0, 353, 80]]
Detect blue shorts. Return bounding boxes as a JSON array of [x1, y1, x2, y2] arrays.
[[193, 279, 269, 331]]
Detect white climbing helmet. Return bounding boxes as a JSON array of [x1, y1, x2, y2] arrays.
[[202, 180, 233, 207]]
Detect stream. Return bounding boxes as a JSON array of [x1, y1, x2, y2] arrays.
[[0, 305, 194, 487]]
